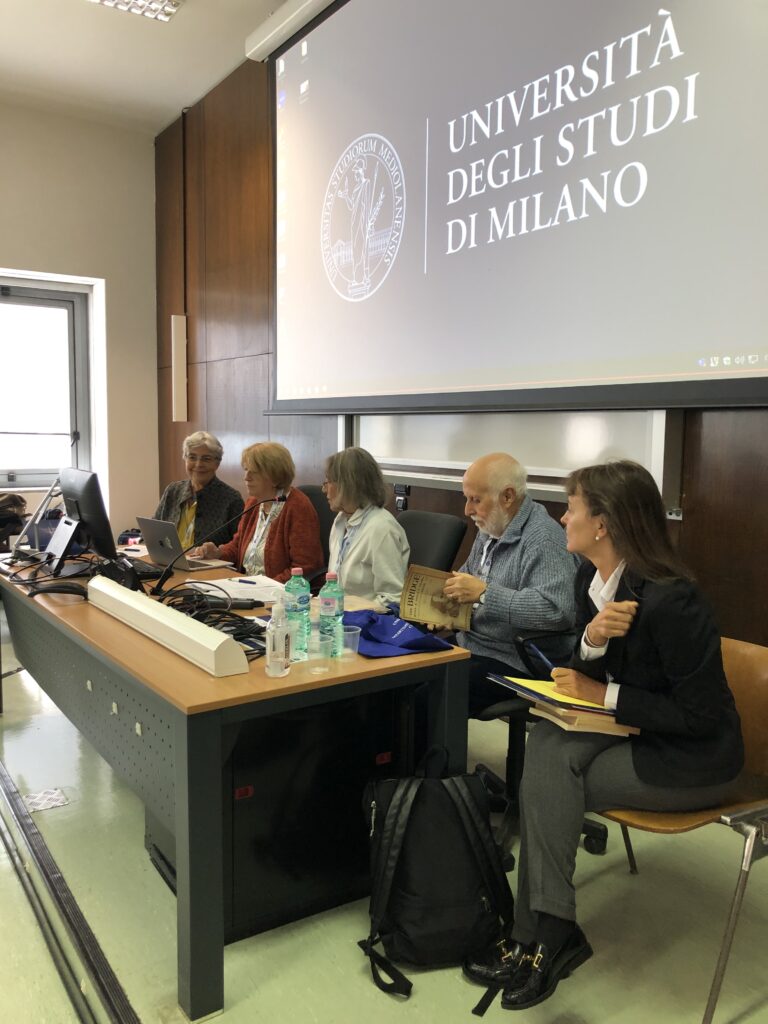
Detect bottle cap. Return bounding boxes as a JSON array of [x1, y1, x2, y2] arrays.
[[326, 571, 338, 580], [291, 567, 303, 575]]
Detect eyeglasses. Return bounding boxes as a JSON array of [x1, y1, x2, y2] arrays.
[[187, 454, 217, 464]]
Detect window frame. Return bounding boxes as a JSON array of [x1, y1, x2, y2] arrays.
[[0, 284, 91, 488]]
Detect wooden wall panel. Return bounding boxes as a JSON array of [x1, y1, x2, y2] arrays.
[[269, 415, 339, 487], [157, 362, 207, 490], [206, 355, 270, 491], [155, 118, 184, 370], [202, 61, 271, 363], [680, 409, 768, 645], [184, 100, 207, 365]]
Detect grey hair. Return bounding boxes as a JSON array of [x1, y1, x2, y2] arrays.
[[325, 447, 388, 509], [182, 431, 223, 461], [487, 455, 528, 499]]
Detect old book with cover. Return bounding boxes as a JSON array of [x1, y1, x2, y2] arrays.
[[399, 564, 472, 631], [529, 705, 639, 736]]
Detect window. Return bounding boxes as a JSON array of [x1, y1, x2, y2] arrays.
[[0, 285, 90, 488]]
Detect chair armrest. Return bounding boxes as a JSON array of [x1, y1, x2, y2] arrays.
[[513, 629, 578, 677]]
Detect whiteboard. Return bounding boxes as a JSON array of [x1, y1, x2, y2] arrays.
[[358, 409, 682, 507]]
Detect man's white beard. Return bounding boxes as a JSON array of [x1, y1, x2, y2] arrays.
[[473, 506, 510, 539]]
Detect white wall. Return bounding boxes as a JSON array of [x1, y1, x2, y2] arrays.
[[0, 99, 158, 534]]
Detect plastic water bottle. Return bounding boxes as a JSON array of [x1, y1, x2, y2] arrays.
[[284, 567, 311, 660], [265, 600, 291, 677], [318, 571, 345, 657]]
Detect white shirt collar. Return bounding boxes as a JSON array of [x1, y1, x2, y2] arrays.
[[588, 559, 626, 611], [345, 504, 374, 526]]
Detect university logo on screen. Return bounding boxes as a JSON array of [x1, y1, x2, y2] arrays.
[[321, 134, 406, 301]]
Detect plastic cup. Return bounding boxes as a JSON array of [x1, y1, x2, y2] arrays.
[[341, 624, 362, 658], [308, 632, 333, 674]]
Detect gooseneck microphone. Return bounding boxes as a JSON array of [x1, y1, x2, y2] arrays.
[[150, 493, 287, 596]]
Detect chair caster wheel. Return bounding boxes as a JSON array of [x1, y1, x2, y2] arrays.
[[584, 835, 607, 855], [501, 851, 516, 872]]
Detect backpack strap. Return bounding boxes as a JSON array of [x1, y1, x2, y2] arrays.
[[369, 776, 422, 933], [441, 776, 515, 925], [361, 776, 423, 997], [471, 983, 501, 1016], [356, 938, 413, 997]]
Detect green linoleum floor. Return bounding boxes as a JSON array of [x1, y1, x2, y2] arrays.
[[2, 616, 768, 1024], [0, 840, 81, 1024]]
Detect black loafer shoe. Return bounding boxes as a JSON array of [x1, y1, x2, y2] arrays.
[[463, 938, 533, 986], [501, 924, 592, 1010]]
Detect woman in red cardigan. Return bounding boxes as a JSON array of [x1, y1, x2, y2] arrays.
[[192, 442, 323, 583]]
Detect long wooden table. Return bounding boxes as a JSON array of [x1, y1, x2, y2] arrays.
[[0, 568, 469, 1020]]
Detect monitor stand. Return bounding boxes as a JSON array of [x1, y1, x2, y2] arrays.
[[9, 477, 61, 562]]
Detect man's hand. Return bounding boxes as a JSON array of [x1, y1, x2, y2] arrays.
[[443, 572, 486, 605], [551, 667, 608, 706], [586, 600, 638, 646]]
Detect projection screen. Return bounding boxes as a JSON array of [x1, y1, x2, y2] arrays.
[[272, 0, 767, 412]]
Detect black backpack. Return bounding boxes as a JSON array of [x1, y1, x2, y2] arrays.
[[358, 751, 514, 997]]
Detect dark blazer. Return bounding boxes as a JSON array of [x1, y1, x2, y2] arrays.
[[571, 561, 743, 788], [154, 476, 244, 547]]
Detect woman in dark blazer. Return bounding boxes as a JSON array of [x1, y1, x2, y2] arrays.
[[465, 460, 743, 1011], [154, 431, 243, 548]]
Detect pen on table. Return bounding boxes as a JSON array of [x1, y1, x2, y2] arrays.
[[236, 578, 259, 585], [527, 642, 554, 675]]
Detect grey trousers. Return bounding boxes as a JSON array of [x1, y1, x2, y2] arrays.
[[513, 720, 738, 943]]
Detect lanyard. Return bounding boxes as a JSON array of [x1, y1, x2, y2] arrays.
[[253, 501, 280, 549], [243, 501, 282, 574]]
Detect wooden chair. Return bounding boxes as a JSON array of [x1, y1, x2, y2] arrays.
[[600, 637, 768, 1024]]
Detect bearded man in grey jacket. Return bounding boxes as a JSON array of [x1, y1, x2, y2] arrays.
[[443, 452, 578, 714]]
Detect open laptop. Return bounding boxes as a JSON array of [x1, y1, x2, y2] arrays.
[[135, 517, 233, 572]]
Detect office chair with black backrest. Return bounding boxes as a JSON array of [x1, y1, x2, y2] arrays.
[[297, 484, 336, 590], [396, 509, 466, 572], [475, 630, 609, 855]]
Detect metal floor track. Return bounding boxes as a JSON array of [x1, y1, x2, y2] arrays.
[[0, 755, 142, 1024]]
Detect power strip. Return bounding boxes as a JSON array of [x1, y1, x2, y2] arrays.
[[87, 577, 249, 677]]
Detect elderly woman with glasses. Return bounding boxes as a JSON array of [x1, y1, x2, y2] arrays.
[[323, 447, 410, 608], [154, 431, 244, 548], [193, 442, 324, 583]]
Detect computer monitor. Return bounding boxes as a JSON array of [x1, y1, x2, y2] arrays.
[[32, 469, 140, 589], [58, 468, 117, 562]]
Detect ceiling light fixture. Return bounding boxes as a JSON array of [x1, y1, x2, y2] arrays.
[[85, 0, 185, 22]]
